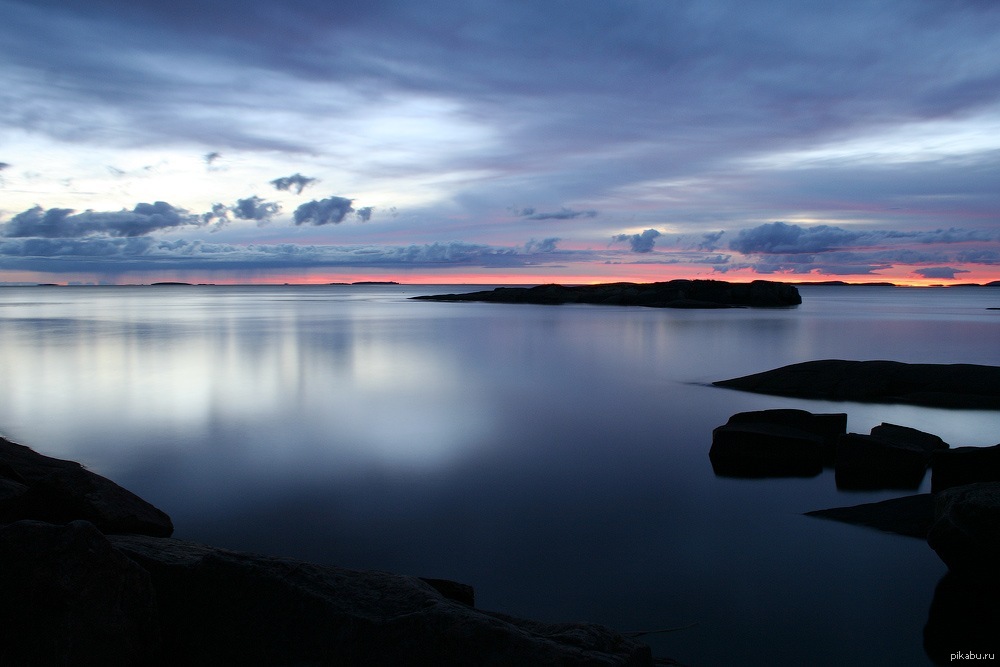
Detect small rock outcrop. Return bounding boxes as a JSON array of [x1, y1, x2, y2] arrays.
[[931, 443, 1000, 492], [0, 437, 655, 666], [709, 409, 846, 478], [713, 359, 1000, 409], [413, 279, 802, 308], [834, 424, 949, 491]]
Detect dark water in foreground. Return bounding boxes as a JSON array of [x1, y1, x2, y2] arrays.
[[1, 284, 997, 665]]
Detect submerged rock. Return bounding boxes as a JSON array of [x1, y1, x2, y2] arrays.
[[0, 436, 173, 537], [931, 443, 1000, 493], [709, 409, 846, 478], [805, 494, 935, 539], [413, 279, 802, 308], [713, 359, 1000, 409]]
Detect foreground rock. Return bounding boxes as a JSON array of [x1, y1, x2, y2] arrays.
[[923, 572, 1000, 664], [927, 482, 1000, 581], [714, 359, 1000, 409], [0, 520, 161, 665], [0, 435, 173, 537], [709, 409, 845, 478], [109, 533, 652, 666], [0, 437, 654, 665], [414, 279, 801, 308]]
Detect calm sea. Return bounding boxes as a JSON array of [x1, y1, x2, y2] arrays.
[[1, 284, 997, 665]]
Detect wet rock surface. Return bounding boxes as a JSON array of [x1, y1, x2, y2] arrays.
[[414, 279, 802, 308]]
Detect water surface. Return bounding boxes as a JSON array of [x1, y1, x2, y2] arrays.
[[1, 284, 997, 665]]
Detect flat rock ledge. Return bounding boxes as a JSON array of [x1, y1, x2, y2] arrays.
[[413, 279, 801, 308], [713, 359, 1000, 410], [0, 437, 653, 666]]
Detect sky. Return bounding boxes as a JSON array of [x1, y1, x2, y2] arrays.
[[2, 0, 1000, 285]]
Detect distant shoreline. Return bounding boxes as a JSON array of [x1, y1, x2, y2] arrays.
[[2, 279, 999, 288]]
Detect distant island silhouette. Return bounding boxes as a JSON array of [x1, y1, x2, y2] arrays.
[[413, 279, 801, 308]]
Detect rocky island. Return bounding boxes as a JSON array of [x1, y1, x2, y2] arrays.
[[413, 279, 801, 308], [0, 435, 655, 665]]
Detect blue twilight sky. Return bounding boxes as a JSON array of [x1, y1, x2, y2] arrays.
[[1, 0, 999, 284]]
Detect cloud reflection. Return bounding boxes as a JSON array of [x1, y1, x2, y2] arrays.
[[0, 287, 491, 471]]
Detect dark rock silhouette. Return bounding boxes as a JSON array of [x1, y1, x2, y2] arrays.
[[931, 443, 1000, 492], [0, 520, 161, 665], [0, 437, 654, 665], [0, 436, 173, 537], [805, 494, 934, 538], [713, 359, 1000, 409], [709, 409, 845, 478], [111, 533, 652, 666], [927, 482, 1000, 581], [414, 279, 801, 308], [834, 424, 949, 491]]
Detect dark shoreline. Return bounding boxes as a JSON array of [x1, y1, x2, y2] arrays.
[[0, 435, 655, 665]]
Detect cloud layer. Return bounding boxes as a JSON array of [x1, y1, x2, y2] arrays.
[[1, 0, 999, 283]]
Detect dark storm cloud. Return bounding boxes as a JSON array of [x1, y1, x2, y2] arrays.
[[913, 267, 971, 280], [204, 152, 221, 165], [293, 196, 356, 226], [355, 206, 374, 222], [270, 173, 318, 194], [0, 162, 10, 171], [2, 202, 201, 238], [612, 229, 661, 253], [232, 196, 281, 222]]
